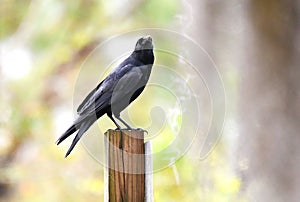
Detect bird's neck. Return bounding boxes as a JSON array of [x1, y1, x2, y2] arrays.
[[132, 50, 154, 65]]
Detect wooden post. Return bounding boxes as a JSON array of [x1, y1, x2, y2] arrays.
[[104, 129, 146, 202], [145, 141, 153, 202]]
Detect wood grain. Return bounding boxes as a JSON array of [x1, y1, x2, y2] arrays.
[[105, 129, 145, 202]]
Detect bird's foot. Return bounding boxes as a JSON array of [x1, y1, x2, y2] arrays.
[[114, 127, 132, 131], [113, 127, 147, 134], [136, 128, 148, 134]]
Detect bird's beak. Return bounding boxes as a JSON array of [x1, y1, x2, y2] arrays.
[[143, 35, 152, 42], [135, 35, 153, 51]]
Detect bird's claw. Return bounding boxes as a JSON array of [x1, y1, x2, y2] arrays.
[[113, 127, 147, 134], [114, 127, 132, 131], [136, 128, 148, 134]]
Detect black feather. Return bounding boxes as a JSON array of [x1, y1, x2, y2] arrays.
[[56, 36, 154, 157]]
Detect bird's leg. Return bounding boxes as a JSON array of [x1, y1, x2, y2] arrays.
[[115, 115, 132, 130], [107, 113, 121, 130]]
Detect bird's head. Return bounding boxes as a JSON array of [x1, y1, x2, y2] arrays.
[[135, 35, 153, 51]]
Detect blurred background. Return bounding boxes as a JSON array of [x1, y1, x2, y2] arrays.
[[1, 0, 299, 201]]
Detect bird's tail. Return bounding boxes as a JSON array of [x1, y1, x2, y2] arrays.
[[64, 119, 94, 158], [56, 124, 78, 145]]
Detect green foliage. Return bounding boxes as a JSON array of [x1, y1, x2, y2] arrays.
[[0, 0, 243, 201], [0, 0, 30, 39], [136, 0, 179, 25]]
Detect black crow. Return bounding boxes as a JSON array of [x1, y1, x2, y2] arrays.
[[56, 35, 154, 157]]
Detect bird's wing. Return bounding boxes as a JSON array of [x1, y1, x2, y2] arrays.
[[110, 66, 144, 106], [77, 80, 104, 113], [76, 64, 137, 116], [76, 77, 113, 115]]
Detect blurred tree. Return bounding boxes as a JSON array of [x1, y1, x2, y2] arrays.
[[187, 0, 300, 201], [237, 0, 300, 201], [4, 0, 298, 201], [0, 0, 185, 201]]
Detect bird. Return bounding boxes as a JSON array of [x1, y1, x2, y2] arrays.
[[56, 35, 154, 158]]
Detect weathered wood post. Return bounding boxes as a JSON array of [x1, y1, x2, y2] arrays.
[[104, 129, 152, 202]]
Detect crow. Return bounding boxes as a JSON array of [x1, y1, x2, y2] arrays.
[[56, 35, 154, 157]]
